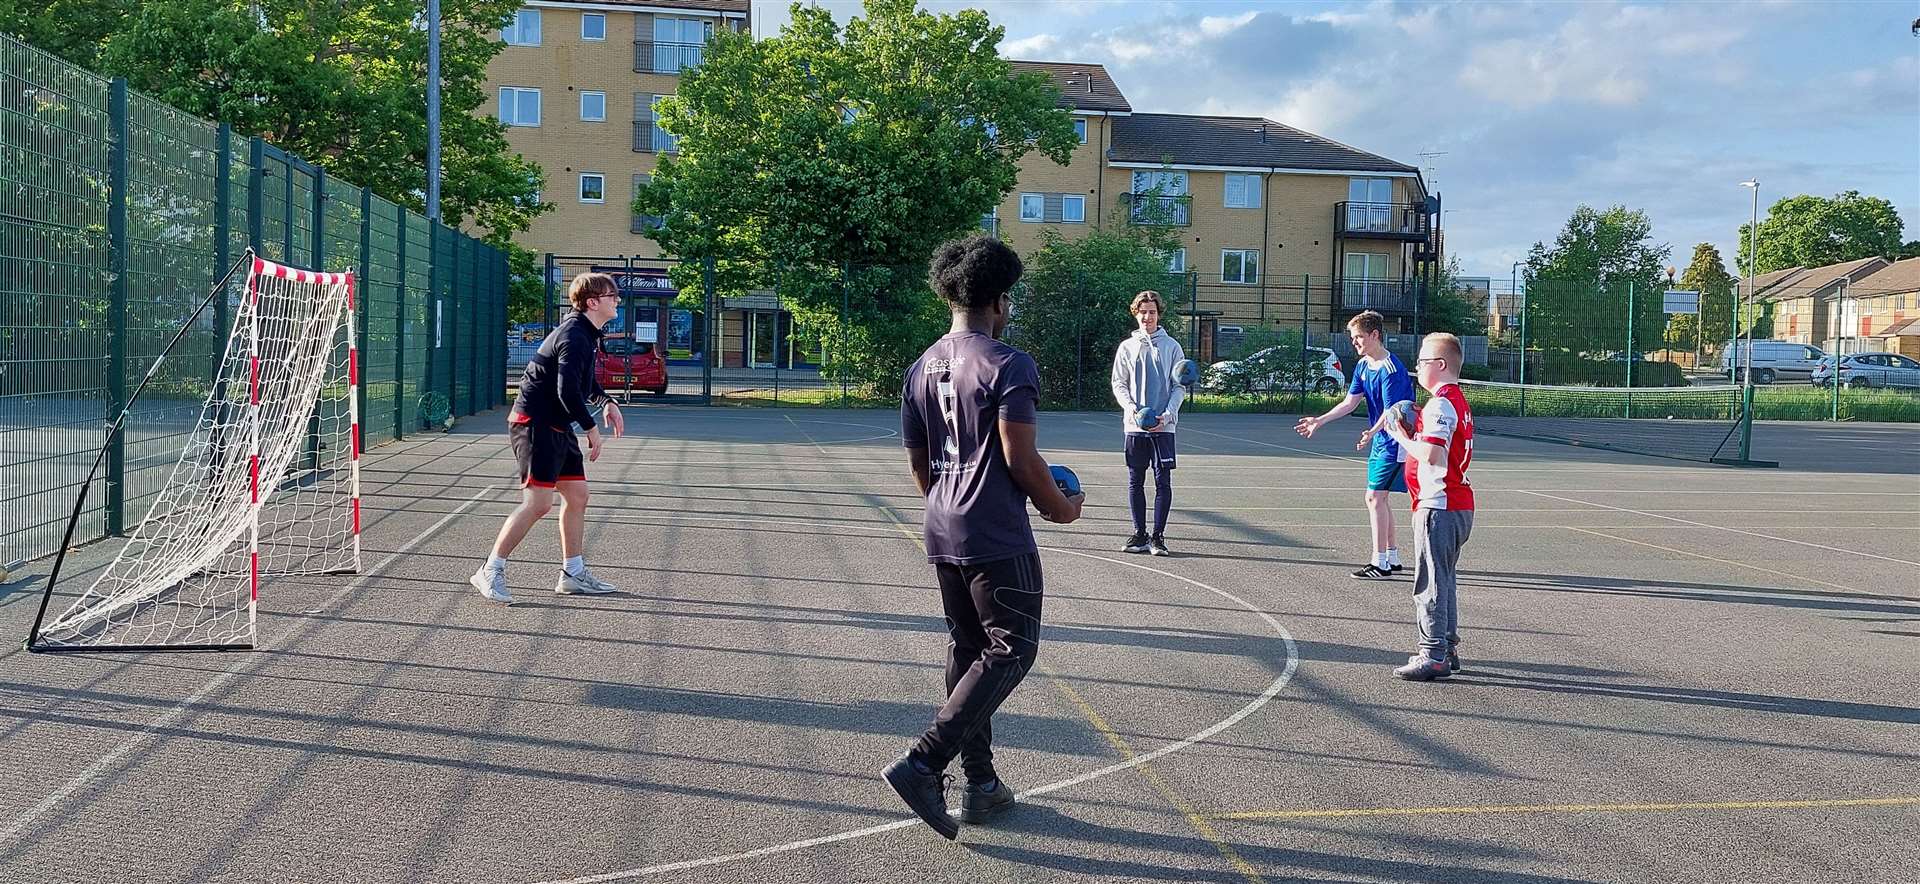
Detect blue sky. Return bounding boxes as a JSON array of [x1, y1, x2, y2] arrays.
[[749, 0, 1920, 284]]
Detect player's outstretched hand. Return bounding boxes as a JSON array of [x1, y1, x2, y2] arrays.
[[1294, 416, 1319, 438], [603, 402, 625, 439], [1040, 492, 1084, 525], [1356, 428, 1376, 451], [586, 427, 603, 463]]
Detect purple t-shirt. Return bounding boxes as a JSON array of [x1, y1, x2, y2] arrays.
[[901, 332, 1041, 565]]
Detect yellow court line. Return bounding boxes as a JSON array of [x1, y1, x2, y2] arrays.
[[1557, 526, 1860, 595], [1213, 796, 1920, 821], [1048, 676, 1268, 884]]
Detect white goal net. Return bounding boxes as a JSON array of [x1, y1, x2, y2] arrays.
[[31, 255, 362, 650]]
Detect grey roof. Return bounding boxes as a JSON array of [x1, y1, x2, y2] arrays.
[[1855, 257, 1920, 295], [1007, 61, 1132, 113], [1108, 114, 1419, 174], [1758, 257, 1888, 303]]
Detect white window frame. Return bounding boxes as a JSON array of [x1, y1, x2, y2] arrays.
[[1019, 193, 1044, 222], [1221, 249, 1259, 285], [1165, 248, 1186, 273], [1130, 170, 1188, 196], [579, 90, 606, 122], [1224, 172, 1261, 209], [498, 87, 540, 127], [581, 12, 606, 41], [579, 173, 606, 204], [503, 9, 541, 46], [1061, 195, 1085, 223], [1073, 118, 1088, 144]]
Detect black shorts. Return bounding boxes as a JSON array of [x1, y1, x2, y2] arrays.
[[509, 419, 585, 488], [1123, 432, 1177, 472]]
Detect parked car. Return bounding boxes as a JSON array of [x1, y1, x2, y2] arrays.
[[1716, 340, 1826, 384], [1204, 346, 1344, 394], [1811, 352, 1920, 389], [595, 336, 669, 396]]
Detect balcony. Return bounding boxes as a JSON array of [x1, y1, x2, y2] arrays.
[[634, 41, 706, 74], [1124, 194, 1190, 227], [1334, 201, 1431, 241], [632, 121, 679, 154], [1339, 278, 1417, 313]]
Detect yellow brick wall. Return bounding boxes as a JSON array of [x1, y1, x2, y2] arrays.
[[482, 6, 736, 258], [990, 115, 1113, 251]]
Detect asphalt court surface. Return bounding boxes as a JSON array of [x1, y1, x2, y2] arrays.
[[1, 407, 1915, 883]]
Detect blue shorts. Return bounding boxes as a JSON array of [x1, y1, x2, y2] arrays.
[[1366, 452, 1407, 493]]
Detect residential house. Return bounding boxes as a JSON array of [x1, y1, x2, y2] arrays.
[[1754, 257, 1890, 353], [1851, 257, 1920, 359]]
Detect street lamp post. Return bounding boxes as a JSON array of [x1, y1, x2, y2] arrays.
[[1738, 180, 1760, 462]]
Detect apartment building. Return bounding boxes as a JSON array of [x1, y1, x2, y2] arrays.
[[483, 27, 1438, 368], [1760, 256, 1920, 358]]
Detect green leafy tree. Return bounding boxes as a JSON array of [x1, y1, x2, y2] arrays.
[[1521, 205, 1670, 358], [634, 0, 1078, 392], [1419, 258, 1488, 337], [1007, 219, 1183, 409], [1667, 242, 1739, 353], [3, 0, 550, 298], [1737, 191, 1905, 275]]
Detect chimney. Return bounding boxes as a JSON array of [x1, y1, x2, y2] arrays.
[[1258, 123, 1267, 143]]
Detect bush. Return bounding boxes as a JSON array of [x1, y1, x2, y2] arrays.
[[1534, 353, 1685, 387], [1008, 227, 1185, 410]]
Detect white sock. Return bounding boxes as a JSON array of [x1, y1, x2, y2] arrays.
[[1374, 552, 1391, 570], [1387, 547, 1401, 567], [564, 555, 585, 576], [484, 554, 507, 572]]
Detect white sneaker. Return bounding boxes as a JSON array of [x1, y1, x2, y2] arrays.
[[555, 567, 617, 595], [470, 567, 513, 604]]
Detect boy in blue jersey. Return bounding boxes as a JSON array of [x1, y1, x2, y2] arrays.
[[1295, 311, 1415, 579]]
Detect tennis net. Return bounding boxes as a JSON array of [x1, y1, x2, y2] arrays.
[[1457, 380, 1769, 466]]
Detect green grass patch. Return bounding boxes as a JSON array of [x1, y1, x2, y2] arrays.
[[1751, 386, 1920, 423]]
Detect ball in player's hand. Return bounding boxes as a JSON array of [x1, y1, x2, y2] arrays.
[[1135, 407, 1161, 430], [1388, 401, 1416, 432], [1049, 464, 1082, 497]]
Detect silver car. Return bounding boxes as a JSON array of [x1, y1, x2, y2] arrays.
[[1205, 346, 1345, 394], [1811, 352, 1920, 389]]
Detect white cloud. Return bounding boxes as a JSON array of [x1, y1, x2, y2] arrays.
[[1198, 10, 1258, 37], [1000, 33, 1059, 58]]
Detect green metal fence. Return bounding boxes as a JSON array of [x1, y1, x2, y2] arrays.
[[1, 32, 508, 566]]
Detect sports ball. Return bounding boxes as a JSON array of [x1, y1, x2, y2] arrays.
[[1387, 401, 1416, 431], [1172, 358, 1199, 388], [1135, 407, 1161, 430], [1049, 464, 1082, 497]]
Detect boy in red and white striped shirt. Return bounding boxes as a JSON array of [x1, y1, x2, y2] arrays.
[[1381, 333, 1474, 681]]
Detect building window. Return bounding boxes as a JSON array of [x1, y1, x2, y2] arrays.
[[1224, 172, 1261, 209], [582, 13, 606, 41], [579, 173, 605, 204], [1222, 249, 1259, 285], [498, 87, 540, 127], [1019, 193, 1044, 222], [1131, 170, 1189, 195], [632, 174, 664, 233], [634, 93, 678, 153], [651, 17, 714, 73], [1165, 248, 1186, 273], [579, 91, 606, 122], [1073, 118, 1087, 144], [1062, 195, 1085, 223], [503, 9, 541, 46]]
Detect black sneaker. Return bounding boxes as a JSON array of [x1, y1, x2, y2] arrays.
[[1394, 655, 1451, 681], [1350, 564, 1393, 580], [960, 777, 1016, 823], [1389, 562, 1404, 573], [882, 754, 959, 840], [1122, 533, 1151, 554], [1148, 536, 1171, 557], [1447, 646, 1461, 674]]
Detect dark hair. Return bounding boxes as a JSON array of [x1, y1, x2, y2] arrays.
[[568, 272, 618, 311], [1346, 310, 1385, 337], [928, 235, 1023, 311]]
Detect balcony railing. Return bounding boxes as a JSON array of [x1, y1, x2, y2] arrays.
[[1334, 201, 1431, 240], [1124, 193, 1190, 227], [1339, 278, 1417, 313], [632, 121, 679, 154], [634, 41, 706, 74]]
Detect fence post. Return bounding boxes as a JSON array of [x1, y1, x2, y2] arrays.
[[1517, 284, 1528, 417], [281, 152, 294, 259], [213, 124, 231, 360], [1625, 279, 1635, 419], [307, 165, 327, 470], [841, 262, 851, 404], [394, 208, 407, 439], [703, 256, 716, 405], [424, 223, 437, 406], [446, 227, 459, 413], [104, 78, 129, 536], [1831, 278, 1845, 422], [358, 186, 372, 444], [1073, 270, 1084, 410], [1300, 274, 1310, 415], [247, 137, 264, 254]]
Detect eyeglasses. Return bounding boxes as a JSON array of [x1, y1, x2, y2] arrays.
[[1415, 356, 1447, 366]]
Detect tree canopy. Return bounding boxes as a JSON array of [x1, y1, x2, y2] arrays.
[[1737, 191, 1905, 275]]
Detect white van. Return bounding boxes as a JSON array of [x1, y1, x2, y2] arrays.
[[1717, 340, 1826, 384]]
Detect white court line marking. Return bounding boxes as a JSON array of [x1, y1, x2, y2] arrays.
[[1074, 417, 1217, 452], [1518, 490, 1920, 567], [0, 484, 506, 849], [1557, 526, 1863, 595], [528, 551, 1298, 884]]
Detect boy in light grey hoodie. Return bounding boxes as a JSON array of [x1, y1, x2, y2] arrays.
[[1110, 291, 1187, 556]]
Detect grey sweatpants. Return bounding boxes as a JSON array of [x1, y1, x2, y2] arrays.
[[1412, 508, 1473, 662]]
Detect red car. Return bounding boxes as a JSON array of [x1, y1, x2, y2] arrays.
[[595, 337, 669, 396]]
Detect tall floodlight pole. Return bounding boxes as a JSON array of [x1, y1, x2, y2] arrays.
[[427, 0, 443, 221]]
